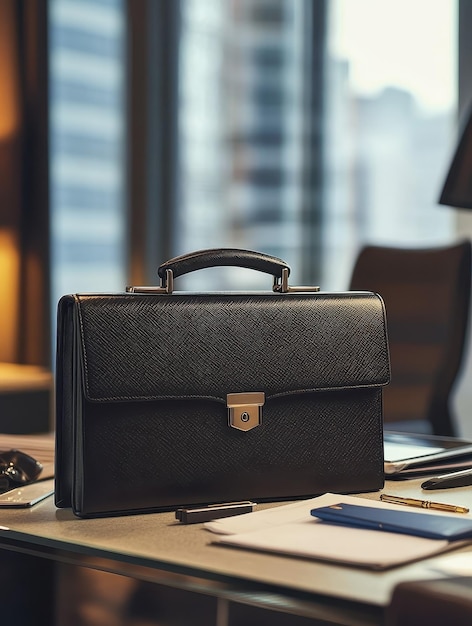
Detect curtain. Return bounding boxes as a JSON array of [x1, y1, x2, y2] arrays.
[[0, 0, 50, 366]]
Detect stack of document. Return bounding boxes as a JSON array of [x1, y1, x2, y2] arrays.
[[205, 493, 472, 570], [384, 432, 472, 478]]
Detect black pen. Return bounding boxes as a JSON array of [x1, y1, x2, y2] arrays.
[[175, 501, 255, 524], [422, 467, 472, 490]]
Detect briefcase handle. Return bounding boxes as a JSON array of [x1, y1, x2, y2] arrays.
[[128, 248, 320, 294], [158, 248, 290, 282]]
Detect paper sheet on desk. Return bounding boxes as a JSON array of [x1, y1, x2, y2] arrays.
[[205, 493, 470, 570]]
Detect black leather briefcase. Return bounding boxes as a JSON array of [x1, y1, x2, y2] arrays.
[[55, 249, 390, 518]]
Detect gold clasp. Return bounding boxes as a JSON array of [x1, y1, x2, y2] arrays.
[[227, 392, 265, 432]]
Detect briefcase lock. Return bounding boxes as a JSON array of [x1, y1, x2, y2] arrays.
[[226, 392, 265, 432]]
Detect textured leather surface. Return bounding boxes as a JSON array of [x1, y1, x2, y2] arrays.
[[55, 289, 390, 517], [75, 292, 389, 402], [157, 248, 290, 280]]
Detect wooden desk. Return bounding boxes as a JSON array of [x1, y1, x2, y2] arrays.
[[1, 479, 472, 625]]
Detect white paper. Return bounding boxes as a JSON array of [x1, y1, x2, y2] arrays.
[[383, 441, 444, 462], [217, 520, 452, 570], [206, 493, 470, 570], [204, 492, 443, 535], [431, 553, 472, 576], [205, 496, 319, 535]]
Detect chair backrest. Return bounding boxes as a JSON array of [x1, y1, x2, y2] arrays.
[[349, 241, 472, 435]]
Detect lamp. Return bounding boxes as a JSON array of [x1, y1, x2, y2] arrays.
[[438, 103, 472, 441], [439, 104, 472, 209]]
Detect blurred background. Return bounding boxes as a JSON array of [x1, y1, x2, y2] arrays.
[[3, 0, 472, 435], [49, 0, 458, 295]]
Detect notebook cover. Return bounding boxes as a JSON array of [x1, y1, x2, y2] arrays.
[[310, 503, 472, 541]]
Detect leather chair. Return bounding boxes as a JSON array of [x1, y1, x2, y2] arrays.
[[386, 577, 472, 626], [349, 241, 472, 436]]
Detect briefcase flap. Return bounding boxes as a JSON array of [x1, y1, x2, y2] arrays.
[[66, 290, 390, 404]]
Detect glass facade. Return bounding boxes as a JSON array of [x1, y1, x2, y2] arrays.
[[175, 0, 456, 291], [176, 0, 317, 290], [49, 0, 126, 312], [323, 0, 456, 288]]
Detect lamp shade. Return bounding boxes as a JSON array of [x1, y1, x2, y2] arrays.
[[439, 104, 472, 209]]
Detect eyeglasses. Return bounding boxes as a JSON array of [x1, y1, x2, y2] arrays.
[[0, 449, 43, 493]]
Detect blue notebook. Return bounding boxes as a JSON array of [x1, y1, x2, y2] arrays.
[[310, 503, 472, 541]]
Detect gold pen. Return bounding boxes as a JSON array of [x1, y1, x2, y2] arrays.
[[380, 494, 469, 514]]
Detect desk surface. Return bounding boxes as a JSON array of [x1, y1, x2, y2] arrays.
[[1, 479, 472, 624]]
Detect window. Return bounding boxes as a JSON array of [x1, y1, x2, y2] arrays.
[[175, 0, 323, 290], [171, 0, 457, 291], [49, 0, 458, 298], [49, 0, 126, 312], [324, 0, 457, 288]]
